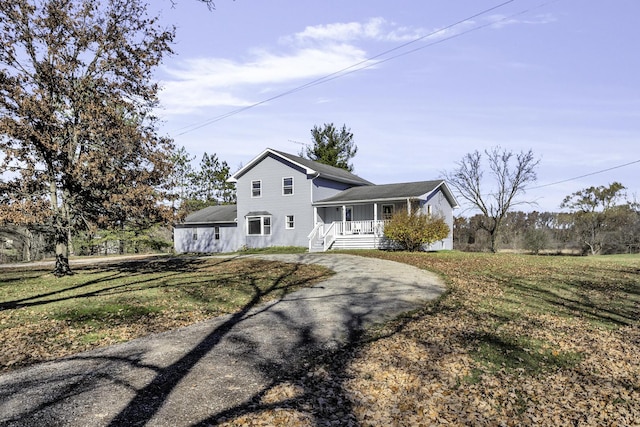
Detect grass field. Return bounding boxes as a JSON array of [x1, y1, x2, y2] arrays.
[[1, 251, 639, 426]]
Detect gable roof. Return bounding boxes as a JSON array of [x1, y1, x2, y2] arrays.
[[179, 204, 237, 225], [228, 148, 373, 186], [314, 180, 459, 208]]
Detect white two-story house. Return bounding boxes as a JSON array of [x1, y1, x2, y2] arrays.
[[174, 148, 459, 253]]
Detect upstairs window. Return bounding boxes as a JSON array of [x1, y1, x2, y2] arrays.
[[282, 177, 294, 195], [251, 180, 262, 198]]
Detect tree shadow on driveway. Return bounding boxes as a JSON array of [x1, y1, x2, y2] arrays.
[[0, 254, 444, 426]]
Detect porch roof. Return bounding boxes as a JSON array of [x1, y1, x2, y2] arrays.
[[313, 180, 458, 206]]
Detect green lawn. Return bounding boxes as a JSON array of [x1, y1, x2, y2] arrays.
[[0, 255, 332, 371]]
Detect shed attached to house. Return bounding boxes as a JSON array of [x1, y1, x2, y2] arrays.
[[174, 205, 239, 253]]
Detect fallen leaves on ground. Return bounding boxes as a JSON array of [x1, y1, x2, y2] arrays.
[[214, 252, 640, 426], [2, 253, 639, 426]]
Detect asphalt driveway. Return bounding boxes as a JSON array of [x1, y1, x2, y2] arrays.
[[0, 253, 445, 426]]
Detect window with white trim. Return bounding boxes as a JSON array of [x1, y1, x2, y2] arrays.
[[192, 229, 198, 240], [282, 177, 293, 195], [214, 226, 220, 240], [251, 180, 262, 198], [247, 216, 271, 235], [286, 215, 295, 229]]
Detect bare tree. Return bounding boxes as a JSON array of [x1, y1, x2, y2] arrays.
[[443, 147, 539, 252]]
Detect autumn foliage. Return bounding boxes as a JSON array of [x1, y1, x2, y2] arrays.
[[383, 209, 450, 251], [0, 0, 175, 275]]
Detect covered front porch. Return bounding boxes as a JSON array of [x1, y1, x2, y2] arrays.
[[308, 199, 418, 252]]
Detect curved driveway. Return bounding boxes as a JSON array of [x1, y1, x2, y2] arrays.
[[0, 253, 444, 427]]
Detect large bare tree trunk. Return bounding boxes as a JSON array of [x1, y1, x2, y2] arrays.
[[51, 182, 73, 276], [54, 237, 72, 276]]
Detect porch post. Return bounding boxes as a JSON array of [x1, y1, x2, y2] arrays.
[[374, 203, 378, 222], [342, 205, 346, 234], [407, 198, 411, 214], [313, 206, 318, 224]]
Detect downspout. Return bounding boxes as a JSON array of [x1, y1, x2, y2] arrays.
[[310, 171, 320, 225]]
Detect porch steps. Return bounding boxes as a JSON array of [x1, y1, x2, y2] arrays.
[[309, 239, 325, 252], [331, 235, 379, 250]]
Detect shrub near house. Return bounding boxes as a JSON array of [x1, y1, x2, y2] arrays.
[[384, 210, 450, 251]]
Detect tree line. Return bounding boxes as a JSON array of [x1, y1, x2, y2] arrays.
[[455, 183, 640, 255]]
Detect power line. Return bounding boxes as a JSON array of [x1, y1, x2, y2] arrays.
[[526, 159, 640, 191], [171, 0, 552, 136]]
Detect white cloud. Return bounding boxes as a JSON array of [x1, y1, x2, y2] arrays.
[[159, 44, 367, 115], [487, 13, 557, 29], [158, 13, 557, 116], [285, 17, 425, 44]]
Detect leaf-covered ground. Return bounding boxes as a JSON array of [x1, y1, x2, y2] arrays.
[[213, 252, 640, 426], [1, 252, 639, 426]]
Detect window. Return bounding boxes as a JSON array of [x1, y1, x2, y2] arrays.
[[382, 204, 394, 220], [345, 206, 353, 221], [286, 215, 295, 229], [248, 217, 261, 235], [214, 226, 220, 240], [282, 177, 293, 195], [426, 204, 433, 216], [192, 229, 198, 240], [247, 216, 271, 235], [251, 180, 262, 198]]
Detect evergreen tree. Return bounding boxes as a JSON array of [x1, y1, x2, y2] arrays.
[[302, 123, 358, 172]]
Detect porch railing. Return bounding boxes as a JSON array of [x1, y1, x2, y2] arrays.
[[335, 220, 388, 236], [307, 223, 323, 252]]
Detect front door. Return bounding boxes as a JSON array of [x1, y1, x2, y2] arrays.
[[382, 204, 394, 220], [345, 206, 353, 222]]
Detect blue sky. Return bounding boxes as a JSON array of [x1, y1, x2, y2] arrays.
[[152, 0, 639, 214]]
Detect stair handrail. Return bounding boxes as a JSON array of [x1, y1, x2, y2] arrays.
[[323, 222, 337, 251], [307, 222, 323, 252]]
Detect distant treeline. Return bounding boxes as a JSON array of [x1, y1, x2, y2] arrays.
[[454, 209, 640, 255]]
